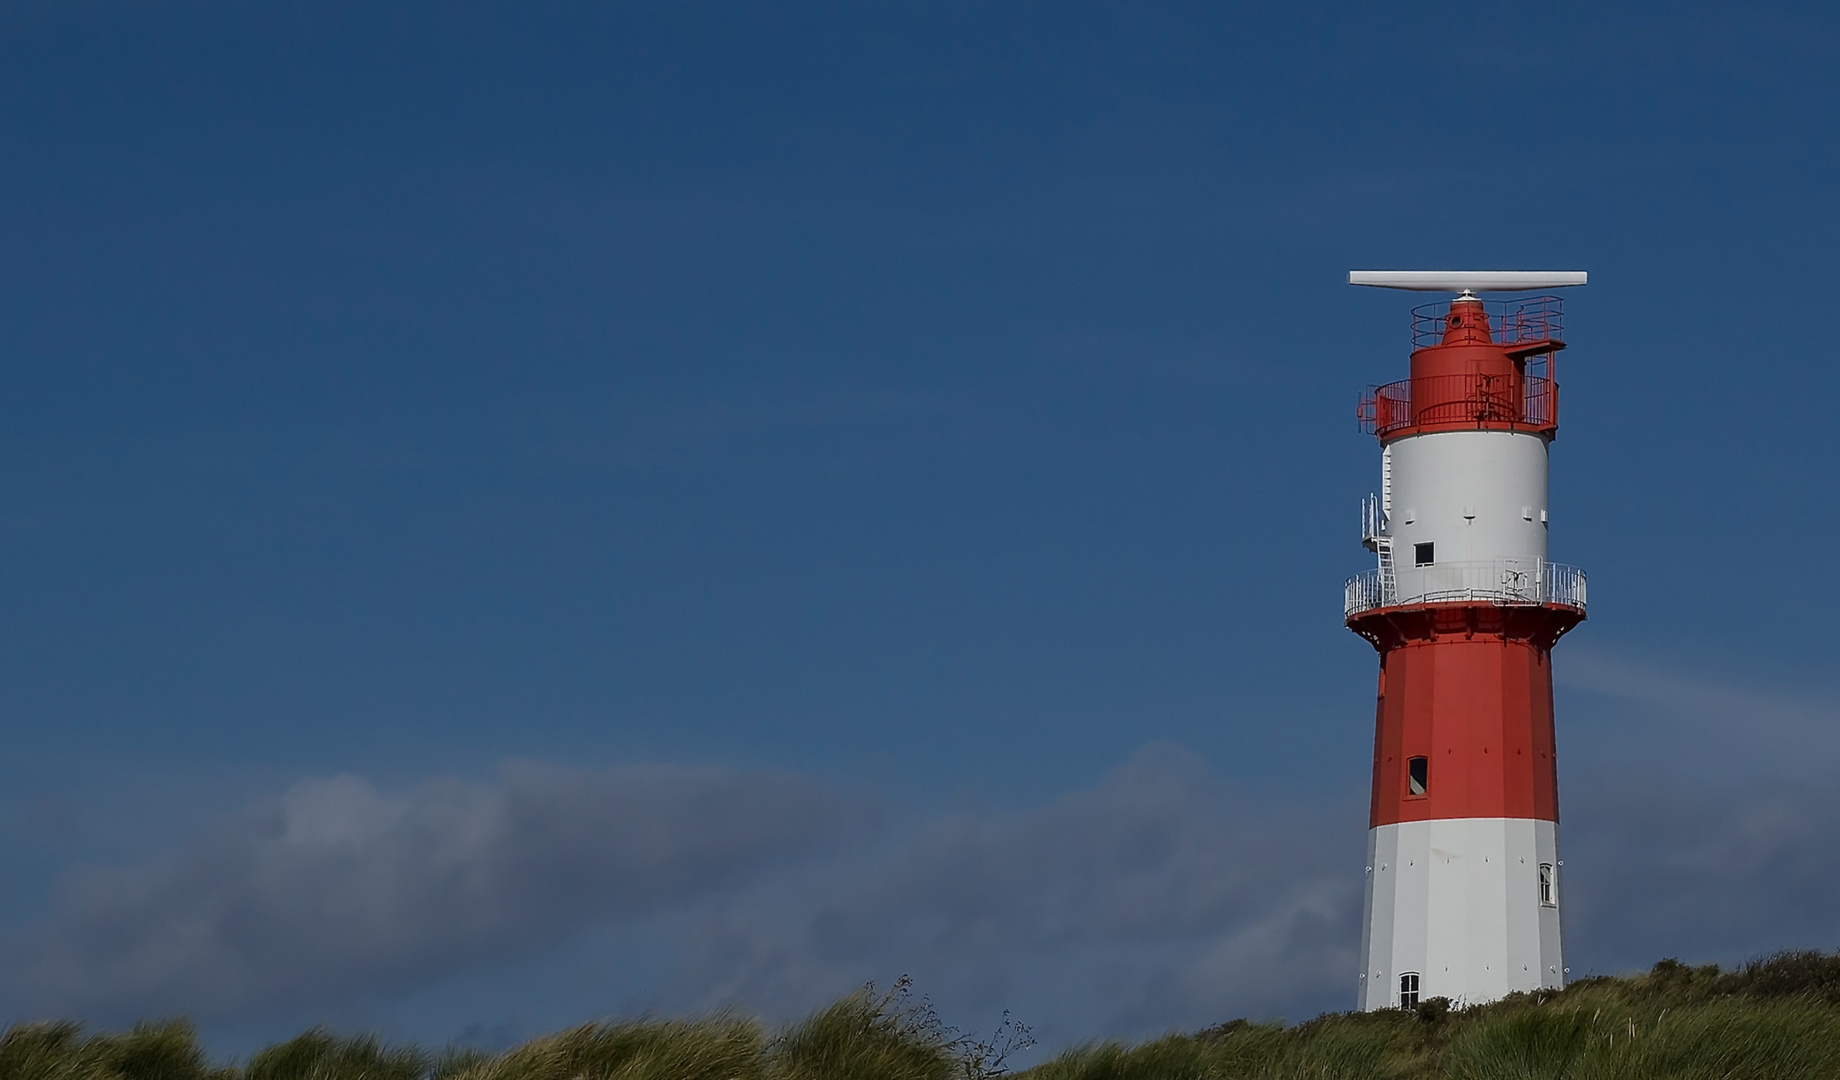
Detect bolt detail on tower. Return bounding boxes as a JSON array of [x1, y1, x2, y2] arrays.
[[1343, 271, 1589, 1011]]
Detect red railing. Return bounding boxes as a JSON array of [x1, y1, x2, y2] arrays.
[[1358, 374, 1557, 438], [1410, 296, 1565, 349]]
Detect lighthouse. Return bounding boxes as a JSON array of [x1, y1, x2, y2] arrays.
[[1343, 271, 1589, 1010]]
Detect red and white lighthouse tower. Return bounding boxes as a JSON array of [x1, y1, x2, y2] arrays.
[[1344, 270, 1589, 1010]]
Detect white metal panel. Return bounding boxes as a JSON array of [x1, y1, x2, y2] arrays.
[[1386, 429, 1548, 604], [1359, 818, 1564, 1009], [1358, 826, 1398, 1009]]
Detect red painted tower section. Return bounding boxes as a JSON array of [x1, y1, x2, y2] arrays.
[[1353, 604, 1580, 828]]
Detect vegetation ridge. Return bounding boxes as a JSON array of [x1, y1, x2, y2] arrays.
[[8, 951, 1840, 1079]]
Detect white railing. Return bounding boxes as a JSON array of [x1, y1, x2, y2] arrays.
[[1542, 562, 1587, 609], [1361, 493, 1386, 550], [1344, 559, 1586, 618], [1345, 569, 1388, 616]]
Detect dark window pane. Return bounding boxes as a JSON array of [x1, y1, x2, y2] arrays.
[[1407, 756, 1428, 796], [1414, 542, 1435, 566]]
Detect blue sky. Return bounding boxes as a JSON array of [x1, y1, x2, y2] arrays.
[[2, 0, 1839, 1059]]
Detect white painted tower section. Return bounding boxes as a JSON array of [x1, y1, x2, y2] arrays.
[[1385, 430, 1550, 604], [1358, 819, 1563, 1009]]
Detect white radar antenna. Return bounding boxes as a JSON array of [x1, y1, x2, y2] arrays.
[[1348, 271, 1587, 292]]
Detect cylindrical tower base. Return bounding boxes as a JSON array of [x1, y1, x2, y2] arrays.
[[1348, 601, 1581, 1009], [1357, 817, 1563, 1009]]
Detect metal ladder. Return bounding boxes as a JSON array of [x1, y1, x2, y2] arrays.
[[1361, 492, 1398, 606]]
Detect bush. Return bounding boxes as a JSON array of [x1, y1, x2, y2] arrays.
[[244, 1029, 428, 1080], [1716, 950, 1840, 1005], [0, 1019, 226, 1080], [447, 1016, 766, 1080], [771, 986, 955, 1080]]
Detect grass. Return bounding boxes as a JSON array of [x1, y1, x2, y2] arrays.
[[10, 953, 1840, 1079], [1033, 952, 1840, 1080]]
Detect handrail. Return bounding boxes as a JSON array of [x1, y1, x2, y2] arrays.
[[1410, 296, 1564, 349], [1359, 374, 1557, 439], [1361, 494, 1385, 550], [1344, 560, 1586, 618]]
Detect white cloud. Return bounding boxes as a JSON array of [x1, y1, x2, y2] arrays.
[[10, 721, 1840, 1053], [1563, 777, 1840, 975], [0, 746, 1362, 1045], [1, 762, 849, 1024], [1560, 650, 1840, 771], [650, 744, 1362, 1043], [1553, 650, 1840, 972]]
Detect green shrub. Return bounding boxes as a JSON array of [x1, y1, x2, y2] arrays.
[[1025, 1035, 1219, 1080], [0, 1020, 226, 1080], [770, 989, 955, 1080], [447, 1016, 765, 1080], [243, 1029, 428, 1080], [1715, 950, 1840, 1004]]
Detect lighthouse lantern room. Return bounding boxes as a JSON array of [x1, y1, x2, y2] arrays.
[[1343, 270, 1589, 1010]]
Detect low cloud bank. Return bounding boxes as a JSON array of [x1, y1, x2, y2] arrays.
[[1566, 777, 1840, 975], [1, 762, 848, 1022], [0, 747, 1361, 1043], [1558, 649, 1840, 973], [651, 745, 1362, 1042], [7, 728, 1840, 1051]]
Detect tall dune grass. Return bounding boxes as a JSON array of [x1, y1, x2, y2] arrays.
[[9, 952, 1840, 1079], [1033, 952, 1840, 1080]]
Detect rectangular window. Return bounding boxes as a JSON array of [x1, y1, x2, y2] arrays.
[[1414, 542, 1435, 566], [1539, 863, 1557, 907], [1407, 756, 1428, 797], [1400, 973, 1420, 1009]]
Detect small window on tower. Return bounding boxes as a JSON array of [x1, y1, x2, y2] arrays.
[[1407, 756, 1428, 796], [1400, 972, 1420, 1009], [1539, 863, 1557, 907], [1414, 542, 1435, 566]]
